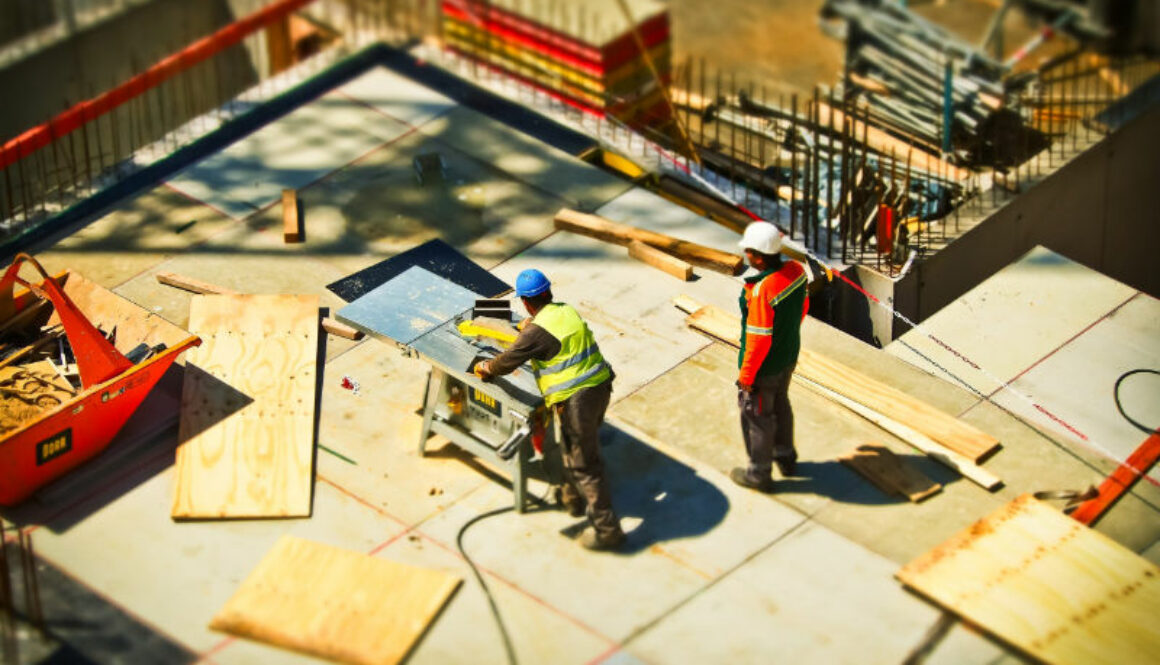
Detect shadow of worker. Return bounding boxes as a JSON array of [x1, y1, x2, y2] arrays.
[[587, 424, 729, 555]]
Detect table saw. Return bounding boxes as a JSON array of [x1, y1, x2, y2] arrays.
[[336, 265, 559, 512]]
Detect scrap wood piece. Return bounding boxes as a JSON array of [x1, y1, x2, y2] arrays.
[[799, 378, 1002, 491], [155, 271, 362, 340], [172, 294, 319, 519], [671, 295, 1000, 463], [897, 495, 1160, 665], [554, 208, 745, 276], [627, 240, 693, 281], [839, 443, 942, 502], [1070, 430, 1160, 526], [282, 189, 301, 243], [211, 535, 461, 665]]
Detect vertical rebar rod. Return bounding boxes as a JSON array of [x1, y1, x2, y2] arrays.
[[729, 72, 737, 201], [18, 532, 41, 632], [790, 93, 798, 237], [825, 89, 835, 259], [811, 87, 821, 251]]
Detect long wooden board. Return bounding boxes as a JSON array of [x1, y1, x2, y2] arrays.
[[839, 443, 941, 502], [554, 208, 745, 276], [211, 535, 461, 665], [172, 294, 319, 519], [628, 239, 693, 280], [673, 295, 1000, 463], [897, 495, 1160, 665]]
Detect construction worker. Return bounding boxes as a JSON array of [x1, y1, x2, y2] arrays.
[[732, 221, 809, 492], [473, 269, 626, 551]]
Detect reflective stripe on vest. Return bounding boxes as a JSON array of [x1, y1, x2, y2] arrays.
[[531, 303, 610, 406]]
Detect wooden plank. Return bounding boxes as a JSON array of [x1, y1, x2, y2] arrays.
[[627, 240, 693, 281], [211, 535, 460, 665], [897, 495, 1160, 665], [282, 189, 301, 243], [796, 349, 1000, 463], [554, 208, 745, 276], [839, 443, 941, 502], [1070, 430, 1160, 526], [156, 271, 361, 340], [172, 294, 319, 519]]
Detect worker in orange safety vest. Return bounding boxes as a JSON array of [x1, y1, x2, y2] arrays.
[[731, 221, 809, 492]]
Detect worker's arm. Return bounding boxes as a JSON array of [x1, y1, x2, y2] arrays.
[[475, 323, 560, 379], [738, 279, 775, 388]]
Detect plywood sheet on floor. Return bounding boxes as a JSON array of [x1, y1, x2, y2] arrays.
[[898, 495, 1160, 665], [336, 65, 456, 129], [172, 294, 319, 519], [886, 246, 1137, 397], [986, 292, 1160, 482], [418, 106, 632, 210], [166, 91, 412, 219], [211, 535, 460, 665]]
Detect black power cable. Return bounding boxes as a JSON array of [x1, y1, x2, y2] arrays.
[[1114, 369, 1159, 435], [456, 506, 518, 665]]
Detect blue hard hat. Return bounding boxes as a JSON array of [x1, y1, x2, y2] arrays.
[[515, 269, 551, 297]]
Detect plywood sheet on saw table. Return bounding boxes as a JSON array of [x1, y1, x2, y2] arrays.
[[885, 246, 1137, 399], [212, 535, 460, 665], [166, 91, 412, 219], [172, 294, 319, 519], [897, 494, 1160, 665]]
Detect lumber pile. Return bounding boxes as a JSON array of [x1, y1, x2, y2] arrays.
[[672, 294, 1002, 490], [840, 443, 941, 502], [554, 208, 744, 276], [898, 495, 1160, 665], [440, 0, 673, 127]]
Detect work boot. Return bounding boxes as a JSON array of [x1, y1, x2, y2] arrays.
[[775, 457, 798, 478], [579, 527, 626, 552], [554, 484, 587, 518], [730, 467, 773, 493]]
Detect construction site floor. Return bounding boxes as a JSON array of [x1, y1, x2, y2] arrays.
[[4, 61, 1159, 665]]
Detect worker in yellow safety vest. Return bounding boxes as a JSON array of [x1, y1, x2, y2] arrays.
[[474, 269, 626, 551]]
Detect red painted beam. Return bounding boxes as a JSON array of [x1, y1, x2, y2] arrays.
[[0, 0, 318, 171], [1071, 430, 1160, 526]]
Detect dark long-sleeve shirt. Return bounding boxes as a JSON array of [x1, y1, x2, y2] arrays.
[[486, 323, 561, 376]]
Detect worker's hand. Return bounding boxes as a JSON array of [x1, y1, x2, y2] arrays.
[[473, 360, 493, 381], [516, 318, 529, 331]]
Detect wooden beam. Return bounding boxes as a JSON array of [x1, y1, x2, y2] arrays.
[[1070, 430, 1160, 526], [554, 208, 745, 276], [282, 189, 301, 243], [156, 272, 362, 340], [840, 443, 942, 502], [627, 240, 693, 280]]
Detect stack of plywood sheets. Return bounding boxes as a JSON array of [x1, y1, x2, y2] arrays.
[[212, 535, 461, 665], [441, 0, 672, 127], [898, 495, 1160, 664], [172, 294, 319, 519]]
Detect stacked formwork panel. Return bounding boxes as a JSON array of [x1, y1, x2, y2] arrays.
[[441, 0, 672, 128]]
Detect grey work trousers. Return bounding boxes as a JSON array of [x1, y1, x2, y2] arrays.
[[738, 362, 797, 480], [556, 380, 623, 540]]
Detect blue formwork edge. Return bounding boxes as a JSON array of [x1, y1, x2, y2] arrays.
[[0, 42, 598, 264]]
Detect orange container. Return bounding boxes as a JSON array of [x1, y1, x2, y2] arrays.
[[0, 255, 200, 506]]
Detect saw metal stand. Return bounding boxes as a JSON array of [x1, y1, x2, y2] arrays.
[[417, 367, 535, 512]]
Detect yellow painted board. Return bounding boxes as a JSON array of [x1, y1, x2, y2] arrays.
[[172, 294, 319, 519], [897, 495, 1160, 665], [211, 535, 461, 665]]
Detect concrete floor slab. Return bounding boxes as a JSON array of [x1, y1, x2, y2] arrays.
[[623, 521, 1004, 664], [983, 292, 1160, 481], [413, 481, 711, 643], [593, 187, 746, 259], [336, 65, 456, 129], [314, 340, 494, 526], [886, 246, 1138, 397], [166, 91, 412, 219], [32, 189, 236, 289], [28, 471, 409, 656], [417, 106, 632, 210]]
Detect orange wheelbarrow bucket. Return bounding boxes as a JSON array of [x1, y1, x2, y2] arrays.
[[0, 254, 201, 506]]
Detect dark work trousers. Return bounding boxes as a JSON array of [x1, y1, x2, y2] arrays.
[[738, 362, 797, 480], [556, 379, 623, 540]]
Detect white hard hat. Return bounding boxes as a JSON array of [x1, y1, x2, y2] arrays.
[[738, 221, 782, 254]]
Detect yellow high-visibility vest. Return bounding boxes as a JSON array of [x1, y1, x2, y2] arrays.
[[531, 303, 611, 406]]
